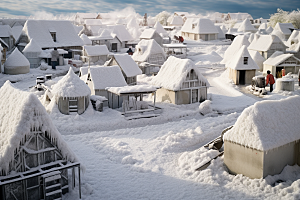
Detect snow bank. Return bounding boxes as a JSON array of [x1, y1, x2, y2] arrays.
[[0, 81, 77, 175], [224, 96, 300, 151], [52, 67, 91, 98]]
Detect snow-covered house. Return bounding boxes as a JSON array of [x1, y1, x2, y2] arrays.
[[223, 13, 253, 22], [0, 25, 14, 50], [132, 39, 166, 74], [154, 22, 168, 37], [237, 19, 257, 33], [0, 81, 80, 200], [140, 29, 163, 46], [75, 12, 101, 25], [17, 20, 84, 57], [272, 23, 295, 41], [152, 56, 209, 105], [263, 51, 300, 78], [221, 35, 250, 64], [224, 96, 300, 179], [22, 38, 42, 68], [84, 65, 127, 107], [248, 35, 288, 59], [4, 48, 30, 75], [82, 45, 109, 65], [105, 54, 142, 85], [85, 19, 104, 36], [108, 25, 133, 48], [226, 45, 259, 85], [181, 18, 218, 41], [286, 30, 300, 59], [51, 68, 91, 115], [89, 29, 118, 51], [167, 15, 184, 27]]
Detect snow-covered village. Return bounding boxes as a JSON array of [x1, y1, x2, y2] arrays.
[[0, 1, 300, 199]]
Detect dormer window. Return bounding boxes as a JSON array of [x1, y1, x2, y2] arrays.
[[50, 32, 56, 42], [192, 23, 196, 29], [243, 57, 248, 65]]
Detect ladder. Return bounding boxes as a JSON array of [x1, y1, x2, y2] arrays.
[[42, 171, 62, 200], [69, 99, 78, 113]]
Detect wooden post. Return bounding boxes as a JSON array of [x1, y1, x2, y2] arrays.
[[78, 166, 81, 199], [153, 91, 156, 115], [72, 167, 75, 189]]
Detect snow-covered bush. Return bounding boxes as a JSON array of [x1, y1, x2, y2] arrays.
[[155, 11, 171, 26], [269, 8, 300, 29]]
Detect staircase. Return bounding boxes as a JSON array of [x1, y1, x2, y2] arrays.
[[42, 171, 62, 200]]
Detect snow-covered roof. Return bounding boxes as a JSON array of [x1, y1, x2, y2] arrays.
[[266, 26, 273, 34], [0, 25, 13, 37], [0, 38, 8, 48], [52, 68, 91, 98], [89, 66, 127, 90], [11, 25, 23, 41], [115, 18, 126, 25], [258, 23, 268, 30], [5, 48, 29, 67], [237, 19, 256, 33], [127, 18, 139, 29], [226, 28, 238, 34], [85, 19, 102, 26], [181, 18, 218, 34], [263, 51, 299, 66], [106, 85, 157, 95], [111, 54, 142, 77], [132, 39, 166, 63], [140, 29, 158, 39], [80, 34, 92, 45], [216, 26, 225, 39], [84, 45, 109, 56], [287, 31, 300, 52], [0, 81, 77, 174], [249, 49, 265, 68], [170, 16, 184, 26], [108, 25, 133, 42], [151, 56, 209, 91], [248, 35, 287, 52], [154, 22, 168, 35], [23, 38, 42, 53], [76, 13, 99, 19], [79, 66, 89, 77], [221, 35, 250, 64], [224, 96, 300, 151], [226, 45, 259, 70], [274, 23, 294, 35], [90, 29, 114, 40], [22, 20, 84, 48]]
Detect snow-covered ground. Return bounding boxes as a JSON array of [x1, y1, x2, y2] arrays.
[[2, 43, 300, 199]]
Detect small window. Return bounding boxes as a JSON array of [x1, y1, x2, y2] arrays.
[[192, 23, 196, 29], [243, 57, 248, 65], [50, 32, 56, 42]]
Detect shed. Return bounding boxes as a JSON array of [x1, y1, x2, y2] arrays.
[[105, 54, 142, 85], [0, 81, 81, 200], [132, 39, 166, 74], [140, 29, 163, 46], [224, 96, 300, 179], [152, 56, 209, 105], [51, 68, 91, 115], [263, 51, 300, 78], [226, 45, 259, 85], [22, 38, 42, 68], [82, 45, 109, 65], [4, 48, 30, 75], [163, 43, 187, 59], [248, 35, 288, 59], [181, 18, 218, 41], [221, 35, 250, 65], [84, 65, 127, 107]]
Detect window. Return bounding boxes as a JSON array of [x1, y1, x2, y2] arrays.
[[243, 57, 248, 65], [50, 32, 56, 42]]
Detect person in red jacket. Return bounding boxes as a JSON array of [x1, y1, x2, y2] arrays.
[[266, 70, 275, 92]]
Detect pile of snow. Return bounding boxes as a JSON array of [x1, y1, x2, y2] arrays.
[[0, 81, 77, 175], [199, 100, 212, 115], [151, 56, 209, 91], [52, 67, 91, 98], [107, 85, 158, 95], [226, 45, 259, 70], [224, 96, 300, 151], [221, 35, 250, 64]]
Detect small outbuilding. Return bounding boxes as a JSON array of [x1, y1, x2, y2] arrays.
[[263, 51, 300, 78], [105, 54, 142, 85], [4, 48, 30, 75], [22, 38, 42, 68], [0, 81, 81, 200], [82, 45, 109, 65], [152, 56, 209, 105], [237, 19, 257, 33], [224, 96, 300, 179], [51, 68, 91, 115], [226, 45, 259, 85]]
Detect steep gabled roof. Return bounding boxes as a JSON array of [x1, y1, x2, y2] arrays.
[[23, 38, 42, 53], [154, 22, 168, 35], [89, 65, 127, 90], [108, 24, 133, 42], [0, 81, 77, 174], [11, 25, 23, 41], [224, 96, 300, 151], [132, 39, 166, 63], [226, 45, 259, 70], [52, 67, 91, 98], [140, 29, 157, 39], [237, 19, 256, 32], [151, 56, 209, 91], [22, 20, 84, 48], [263, 51, 300, 66], [181, 18, 218, 34], [111, 54, 142, 77], [274, 23, 294, 35], [0, 25, 13, 38], [248, 35, 287, 52], [170, 16, 184, 26]]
